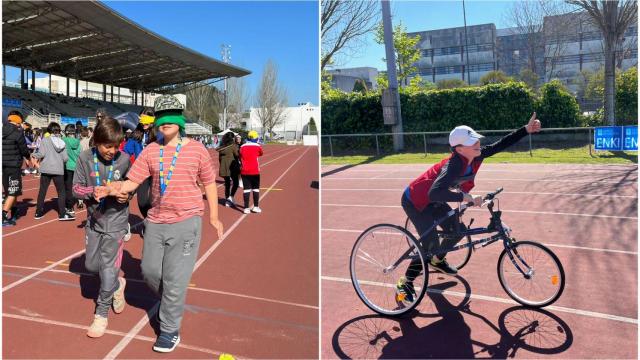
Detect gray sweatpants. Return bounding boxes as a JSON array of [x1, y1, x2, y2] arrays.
[[85, 226, 127, 317], [141, 216, 202, 333]]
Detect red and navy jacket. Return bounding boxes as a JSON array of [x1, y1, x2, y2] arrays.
[[406, 126, 528, 211], [240, 142, 263, 175]]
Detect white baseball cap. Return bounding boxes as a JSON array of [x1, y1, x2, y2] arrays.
[[449, 125, 484, 147]]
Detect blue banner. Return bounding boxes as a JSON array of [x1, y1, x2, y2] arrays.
[[594, 126, 623, 151], [623, 126, 638, 151], [2, 98, 22, 108], [61, 116, 88, 126]]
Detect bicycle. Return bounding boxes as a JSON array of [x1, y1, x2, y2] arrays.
[[350, 188, 565, 316]]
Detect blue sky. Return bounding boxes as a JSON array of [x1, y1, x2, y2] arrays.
[[335, 0, 517, 70], [7, 1, 319, 106]]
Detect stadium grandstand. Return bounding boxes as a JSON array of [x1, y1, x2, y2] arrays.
[[2, 0, 250, 134]]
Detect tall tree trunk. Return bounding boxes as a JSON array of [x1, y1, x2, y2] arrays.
[[604, 36, 616, 125]]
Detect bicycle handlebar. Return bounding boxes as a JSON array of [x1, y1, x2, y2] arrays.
[[460, 187, 503, 211]]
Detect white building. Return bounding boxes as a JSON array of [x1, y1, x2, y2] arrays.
[[327, 67, 379, 92], [243, 102, 319, 141], [34, 75, 186, 108]]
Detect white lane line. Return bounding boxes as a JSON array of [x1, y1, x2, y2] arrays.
[[321, 188, 638, 199], [2, 250, 86, 292], [320, 228, 638, 255], [322, 177, 638, 184], [2, 264, 317, 310], [321, 276, 638, 325], [105, 147, 313, 359], [322, 203, 638, 220], [323, 168, 638, 175], [3, 148, 299, 239], [3, 313, 232, 357]]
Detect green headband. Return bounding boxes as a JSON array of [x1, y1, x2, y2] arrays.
[[155, 112, 185, 131]]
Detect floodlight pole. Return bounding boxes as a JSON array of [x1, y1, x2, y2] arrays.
[[221, 44, 231, 130], [463, 0, 471, 84], [381, 0, 403, 151]]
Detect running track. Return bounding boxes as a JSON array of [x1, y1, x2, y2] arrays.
[[3, 144, 319, 359], [321, 163, 637, 359]]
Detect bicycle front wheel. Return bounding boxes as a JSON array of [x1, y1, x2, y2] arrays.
[[350, 224, 428, 316], [404, 217, 472, 271], [497, 241, 565, 307]]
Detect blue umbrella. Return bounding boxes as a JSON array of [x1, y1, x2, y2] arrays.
[[114, 112, 139, 131]]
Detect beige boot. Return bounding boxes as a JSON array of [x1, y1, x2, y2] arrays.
[[86, 315, 108, 338], [112, 277, 127, 314]]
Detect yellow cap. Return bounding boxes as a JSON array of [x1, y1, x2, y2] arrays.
[[139, 114, 155, 125], [248, 130, 259, 139]]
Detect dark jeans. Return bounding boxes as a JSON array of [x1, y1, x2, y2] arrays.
[[401, 193, 465, 282], [223, 170, 240, 199], [137, 178, 152, 218], [36, 173, 66, 216], [241, 174, 260, 208], [64, 169, 75, 209]]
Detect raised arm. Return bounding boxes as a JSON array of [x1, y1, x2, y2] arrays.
[[480, 113, 541, 158]]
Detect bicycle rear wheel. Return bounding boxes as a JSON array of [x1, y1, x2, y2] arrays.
[[350, 224, 428, 316], [497, 241, 565, 307], [404, 217, 472, 271]]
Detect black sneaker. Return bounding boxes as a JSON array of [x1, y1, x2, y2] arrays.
[[58, 212, 75, 221], [153, 331, 180, 353], [429, 257, 458, 275], [34, 211, 45, 220], [395, 277, 416, 304], [10, 206, 19, 221], [66, 208, 75, 215], [2, 212, 16, 227]]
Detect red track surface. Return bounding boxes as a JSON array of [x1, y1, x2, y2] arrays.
[[3, 144, 319, 359], [321, 163, 638, 359]]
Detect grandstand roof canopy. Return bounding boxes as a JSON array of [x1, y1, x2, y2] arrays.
[[3, 1, 250, 92]]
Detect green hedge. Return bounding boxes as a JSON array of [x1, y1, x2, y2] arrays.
[[322, 81, 583, 135]]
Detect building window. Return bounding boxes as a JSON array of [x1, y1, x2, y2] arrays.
[[465, 43, 493, 53], [422, 49, 433, 58], [581, 53, 604, 63], [434, 46, 461, 56], [468, 63, 494, 72], [551, 54, 581, 65], [435, 65, 463, 74], [581, 31, 602, 42]]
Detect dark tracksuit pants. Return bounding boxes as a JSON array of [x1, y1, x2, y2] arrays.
[[84, 225, 128, 317], [241, 174, 260, 208], [401, 192, 465, 282], [64, 169, 75, 209], [141, 216, 202, 333], [36, 174, 66, 216]]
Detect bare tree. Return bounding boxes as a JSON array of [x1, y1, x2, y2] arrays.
[[321, 0, 379, 70], [226, 77, 249, 129], [184, 82, 221, 126], [566, 0, 637, 125], [255, 60, 288, 139]]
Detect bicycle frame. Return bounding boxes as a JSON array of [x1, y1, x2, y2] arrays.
[[393, 195, 533, 278]]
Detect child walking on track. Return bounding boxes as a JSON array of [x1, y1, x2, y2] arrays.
[[240, 130, 263, 214], [72, 117, 131, 338], [216, 132, 240, 207], [99, 95, 224, 353], [396, 113, 541, 302], [63, 124, 81, 215]]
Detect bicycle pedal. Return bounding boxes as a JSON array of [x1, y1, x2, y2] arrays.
[[396, 293, 406, 302]]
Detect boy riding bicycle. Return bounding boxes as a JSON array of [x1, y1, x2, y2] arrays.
[[398, 113, 541, 301]]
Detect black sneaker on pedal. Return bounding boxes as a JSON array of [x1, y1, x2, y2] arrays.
[[395, 277, 416, 304], [429, 257, 458, 275]]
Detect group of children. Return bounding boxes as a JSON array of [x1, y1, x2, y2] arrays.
[[3, 94, 264, 352], [216, 130, 264, 213]]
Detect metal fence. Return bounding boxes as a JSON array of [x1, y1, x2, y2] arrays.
[[321, 127, 602, 158]]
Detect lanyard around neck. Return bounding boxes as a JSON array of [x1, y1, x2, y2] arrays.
[[93, 149, 114, 209], [159, 140, 182, 196]]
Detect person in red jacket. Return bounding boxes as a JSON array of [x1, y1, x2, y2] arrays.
[[397, 113, 541, 301], [240, 130, 263, 214]]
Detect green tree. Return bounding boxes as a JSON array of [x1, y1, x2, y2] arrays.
[[374, 21, 421, 87], [352, 78, 368, 93], [518, 69, 539, 90], [307, 117, 318, 135], [479, 70, 513, 85], [615, 66, 637, 124], [535, 80, 580, 127], [436, 78, 467, 89]]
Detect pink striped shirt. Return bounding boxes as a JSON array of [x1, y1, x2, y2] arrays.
[[127, 140, 217, 224]]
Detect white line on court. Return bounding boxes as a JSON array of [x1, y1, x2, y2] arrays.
[[105, 147, 313, 359], [2, 264, 317, 309], [321, 275, 638, 325], [320, 228, 638, 255], [322, 168, 638, 174], [321, 188, 638, 199], [322, 177, 637, 184], [322, 203, 638, 220], [3, 313, 233, 357], [2, 250, 86, 292]]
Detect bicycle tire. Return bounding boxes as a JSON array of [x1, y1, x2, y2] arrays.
[[497, 241, 565, 307], [404, 217, 473, 271], [350, 223, 428, 316]]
